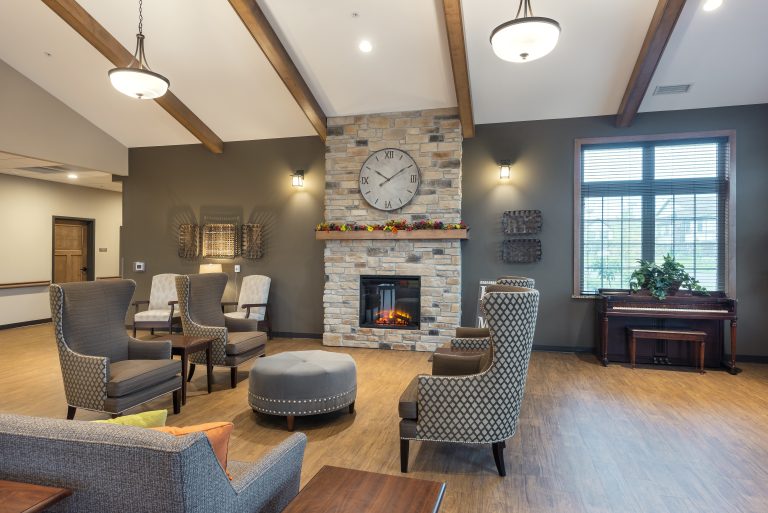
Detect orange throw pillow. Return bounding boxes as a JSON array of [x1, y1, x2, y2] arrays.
[[152, 422, 234, 478]]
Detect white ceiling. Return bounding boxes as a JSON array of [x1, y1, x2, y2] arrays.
[[0, 150, 121, 192], [463, 0, 659, 124], [640, 0, 768, 113], [258, 0, 457, 117], [0, 0, 765, 150]]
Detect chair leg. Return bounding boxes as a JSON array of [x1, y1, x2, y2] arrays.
[[492, 442, 506, 476], [133, 324, 137, 337], [173, 389, 181, 414], [111, 413, 122, 419], [187, 364, 196, 382], [66, 406, 76, 420], [348, 401, 355, 414], [286, 415, 295, 431], [400, 439, 409, 473], [230, 367, 238, 388]]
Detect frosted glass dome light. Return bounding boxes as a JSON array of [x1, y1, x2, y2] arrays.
[[490, 0, 561, 63]]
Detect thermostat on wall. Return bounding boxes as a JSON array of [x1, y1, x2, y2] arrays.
[[134, 262, 146, 272]]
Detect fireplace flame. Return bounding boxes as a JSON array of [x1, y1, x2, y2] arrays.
[[374, 309, 413, 326]]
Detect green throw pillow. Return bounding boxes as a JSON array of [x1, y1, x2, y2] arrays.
[[93, 410, 168, 428]]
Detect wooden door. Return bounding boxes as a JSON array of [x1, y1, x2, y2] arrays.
[[53, 220, 89, 283]]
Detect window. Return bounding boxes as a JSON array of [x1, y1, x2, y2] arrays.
[[574, 133, 734, 296]]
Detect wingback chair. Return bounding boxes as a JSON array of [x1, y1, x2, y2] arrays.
[[49, 280, 182, 419], [132, 273, 181, 336], [176, 273, 267, 388], [398, 285, 539, 476], [496, 275, 535, 287], [223, 275, 272, 339]]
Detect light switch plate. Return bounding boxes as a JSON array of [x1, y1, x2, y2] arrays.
[[234, 265, 241, 273]]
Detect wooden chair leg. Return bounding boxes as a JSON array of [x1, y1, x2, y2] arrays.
[[348, 401, 355, 414], [230, 367, 238, 388], [133, 325, 137, 337], [400, 439, 409, 473], [492, 442, 506, 476], [286, 415, 295, 431], [187, 364, 196, 382], [66, 406, 76, 420], [173, 389, 181, 414]]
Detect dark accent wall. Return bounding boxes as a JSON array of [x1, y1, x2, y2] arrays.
[[124, 137, 326, 335], [461, 104, 768, 356]]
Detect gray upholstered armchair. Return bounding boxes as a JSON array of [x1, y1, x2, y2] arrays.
[[49, 280, 182, 419], [176, 273, 267, 389], [399, 285, 539, 476]]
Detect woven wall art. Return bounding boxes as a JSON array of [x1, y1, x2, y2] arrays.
[[202, 224, 237, 258], [502, 210, 542, 235], [241, 224, 264, 259], [178, 224, 199, 259], [502, 239, 542, 263]]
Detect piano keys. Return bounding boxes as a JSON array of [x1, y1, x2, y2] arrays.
[[596, 289, 738, 374]]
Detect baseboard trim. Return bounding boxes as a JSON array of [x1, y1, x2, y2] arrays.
[[274, 332, 323, 340], [0, 318, 51, 330], [735, 354, 768, 364], [533, 344, 594, 353]]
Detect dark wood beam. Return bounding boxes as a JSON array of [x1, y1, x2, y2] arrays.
[[40, 0, 224, 153], [616, 0, 687, 128], [442, 0, 475, 138], [228, 0, 327, 141]]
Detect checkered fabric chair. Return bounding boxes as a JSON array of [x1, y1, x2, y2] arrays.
[[452, 276, 536, 351], [49, 280, 182, 419], [132, 273, 181, 336], [398, 285, 539, 476], [176, 273, 267, 389]]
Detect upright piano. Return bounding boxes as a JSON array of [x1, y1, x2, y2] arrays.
[[596, 290, 738, 374]]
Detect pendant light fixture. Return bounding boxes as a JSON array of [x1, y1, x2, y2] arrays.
[[490, 0, 561, 63], [108, 0, 169, 99]]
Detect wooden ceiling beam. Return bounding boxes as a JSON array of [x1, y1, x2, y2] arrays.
[[616, 0, 687, 128], [442, 0, 475, 138], [41, 0, 224, 153], [228, 0, 327, 141]]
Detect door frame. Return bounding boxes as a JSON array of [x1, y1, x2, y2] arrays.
[[52, 216, 96, 282]]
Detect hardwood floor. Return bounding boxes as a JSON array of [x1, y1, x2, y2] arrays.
[[2, 323, 768, 513]]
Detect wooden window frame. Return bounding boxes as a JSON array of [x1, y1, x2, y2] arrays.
[[572, 130, 736, 299]]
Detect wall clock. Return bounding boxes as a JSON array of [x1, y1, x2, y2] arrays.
[[359, 148, 420, 211]]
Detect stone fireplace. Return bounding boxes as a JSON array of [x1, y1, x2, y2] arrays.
[[322, 108, 463, 351]]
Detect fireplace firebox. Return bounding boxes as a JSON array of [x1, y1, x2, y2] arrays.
[[359, 276, 420, 330]]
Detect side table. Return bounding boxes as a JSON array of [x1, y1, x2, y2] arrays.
[[141, 334, 214, 405], [0, 480, 72, 513]]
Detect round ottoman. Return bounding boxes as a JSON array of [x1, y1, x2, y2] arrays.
[[248, 350, 357, 430]]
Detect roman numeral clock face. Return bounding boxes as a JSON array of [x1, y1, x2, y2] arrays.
[[359, 148, 420, 211]]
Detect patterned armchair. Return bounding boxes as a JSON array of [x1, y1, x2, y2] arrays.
[[176, 273, 267, 389], [49, 280, 182, 419], [398, 285, 539, 476], [223, 275, 272, 339], [452, 276, 536, 350], [132, 273, 181, 336]]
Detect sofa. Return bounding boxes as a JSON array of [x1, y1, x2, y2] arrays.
[[0, 413, 306, 513]]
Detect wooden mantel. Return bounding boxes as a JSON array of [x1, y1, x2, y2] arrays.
[[315, 229, 469, 241]]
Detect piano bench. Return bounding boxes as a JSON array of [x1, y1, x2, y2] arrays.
[[627, 328, 707, 374]]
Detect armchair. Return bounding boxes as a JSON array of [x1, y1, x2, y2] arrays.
[[49, 280, 182, 419], [176, 273, 267, 389], [223, 275, 272, 339], [398, 285, 539, 476], [132, 273, 181, 337]]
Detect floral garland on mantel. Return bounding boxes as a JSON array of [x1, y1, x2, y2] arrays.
[[315, 219, 467, 234]]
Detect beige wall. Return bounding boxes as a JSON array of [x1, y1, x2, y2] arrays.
[[0, 174, 122, 325], [0, 59, 127, 175]]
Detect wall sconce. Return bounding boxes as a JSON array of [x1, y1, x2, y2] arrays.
[[499, 160, 511, 180], [291, 170, 304, 187], [199, 263, 223, 274]]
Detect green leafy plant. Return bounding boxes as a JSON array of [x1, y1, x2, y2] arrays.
[[629, 254, 707, 300]]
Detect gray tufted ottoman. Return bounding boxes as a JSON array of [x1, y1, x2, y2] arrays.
[[248, 350, 357, 430]]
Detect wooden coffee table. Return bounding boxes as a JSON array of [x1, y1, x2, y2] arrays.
[[282, 466, 445, 513], [0, 480, 72, 513], [142, 334, 214, 405]]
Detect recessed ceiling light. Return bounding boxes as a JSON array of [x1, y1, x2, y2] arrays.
[[702, 0, 723, 11], [359, 40, 373, 53], [67, 173, 78, 179]]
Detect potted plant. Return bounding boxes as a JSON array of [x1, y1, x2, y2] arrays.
[[629, 254, 707, 300]]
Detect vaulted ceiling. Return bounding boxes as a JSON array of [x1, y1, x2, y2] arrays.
[[0, 0, 766, 154]]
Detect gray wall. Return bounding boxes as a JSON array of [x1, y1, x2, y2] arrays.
[[124, 137, 326, 336], [461, 104, 768, 356]]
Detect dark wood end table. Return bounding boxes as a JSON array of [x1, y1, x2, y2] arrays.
[[0, 480, 72, 513], [141, 334, 214, 405], [281, 466, 445, 513]]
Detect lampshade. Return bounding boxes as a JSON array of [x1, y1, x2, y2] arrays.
[[491, 17, 560, 63], [109, 67, 169, 100], [199, 263, 223, 274]]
